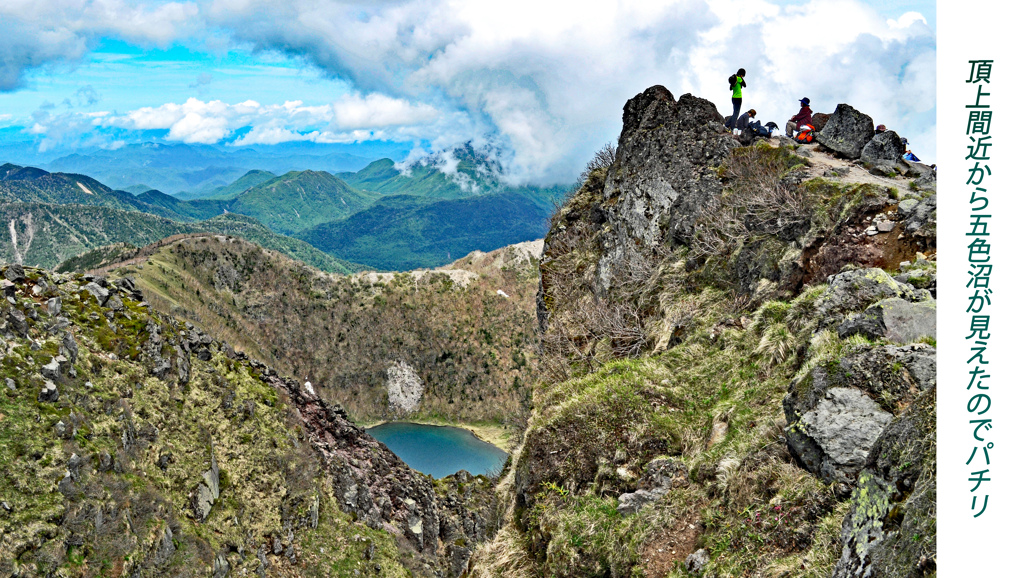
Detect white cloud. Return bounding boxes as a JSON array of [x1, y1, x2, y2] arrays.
[[103, 97, 333, 144], [332, 93, 438, 130], [0, 1, 199, 90], [199, 0, 934, 179], [2, 0, 936, 175]]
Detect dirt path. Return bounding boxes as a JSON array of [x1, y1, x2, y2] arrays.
[[766, 138, 919, 197]]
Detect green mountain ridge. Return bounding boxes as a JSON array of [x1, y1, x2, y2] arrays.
[[0, 159, 566, 274], [227, 170, 377, 235], [338, 157, 489, 199], [174, 169, 277, 201], [298, 190, 551, 271], [0, 202, 362, 274], [0, 164, 376, 236]]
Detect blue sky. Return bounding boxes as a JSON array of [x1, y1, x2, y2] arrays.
[[0, 0, 936, 183]]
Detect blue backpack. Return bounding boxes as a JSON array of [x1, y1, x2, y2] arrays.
[[750, 120, 771, 137]]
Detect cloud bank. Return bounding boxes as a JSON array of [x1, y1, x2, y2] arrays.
[[3, 0, 936, 182]]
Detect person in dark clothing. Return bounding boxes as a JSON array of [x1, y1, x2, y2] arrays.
[[729, 68, 747, 131], [736, 109, 756, 131], [786, 97, 813, 137]]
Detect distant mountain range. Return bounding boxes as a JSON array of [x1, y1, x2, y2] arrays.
[[176, 169, 276, 200], [39, 141, 404, 194], [0, 142, 570, 272], [0, 202, 362, 273]]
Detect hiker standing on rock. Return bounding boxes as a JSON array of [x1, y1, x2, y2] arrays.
[[786, 97, 813, 137], [727, 68, 746, 132]]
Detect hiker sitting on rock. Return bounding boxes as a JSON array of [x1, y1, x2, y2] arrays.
[[786, 97, 813, 137], [902, 138, 921, 162], [875, 124, 887, 135], [735, 109, 756, 131]]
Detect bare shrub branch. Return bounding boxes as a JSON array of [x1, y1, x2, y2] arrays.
[[688, 146, 811, 260], [573, 141, 617, 191]]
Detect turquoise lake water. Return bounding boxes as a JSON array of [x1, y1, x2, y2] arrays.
[[366, 422, 508, 479]]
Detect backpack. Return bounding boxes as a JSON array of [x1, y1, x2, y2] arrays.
[[750, 121, 770, 137], [728, 74, 737, 90], [793, 124, 815, 143]]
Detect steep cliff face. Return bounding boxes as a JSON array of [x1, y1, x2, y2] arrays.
[[0, 264, 496, 577], [593, 87, 735, 295], [481, 87, 936, 578]]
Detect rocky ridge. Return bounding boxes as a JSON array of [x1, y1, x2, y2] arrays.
[[477, 87, 936, 577], [0, 264, 496, 577]]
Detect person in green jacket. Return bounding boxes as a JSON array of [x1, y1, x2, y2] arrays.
[[728, 68, 746, 132]]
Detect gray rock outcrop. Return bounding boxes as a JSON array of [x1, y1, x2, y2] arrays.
[[786, 386, 892, 484], [595, 86, 734, 293], [816, 268, 927, 328], [191, 451, 220, 522], [902, 195, 936, 250], [7, 308, 28, 336], [860, 130, 905, 165], [615, 457, 685, 515], [83, 282, 110, 306], [38, 380, 59, 402], [817, 104, 875, 159], [784, 344, 935, 484], [838, 297, 935, 343], [4, 264, 25, 283], [832, 387, 935, 577]]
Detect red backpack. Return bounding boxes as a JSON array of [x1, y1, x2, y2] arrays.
[[795, 124, 816, 144]]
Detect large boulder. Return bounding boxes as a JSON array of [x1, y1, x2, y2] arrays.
[[832, 387, 936, 577], [7, 307, 29, 336], [785, 386, 892, 484], [838, 297, 935, 344], [816, 268, 927, 328], [810, 112, 831, 132], [4, 264, 25, 283], [783, 344, 935, 485], [908, 162, 936, 192], [903, 195, 936, 250], [594, 86, 735, 293], [817, 104, 875, 159], [83, 282, 110, 306], [860, 130, 906, 165]]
